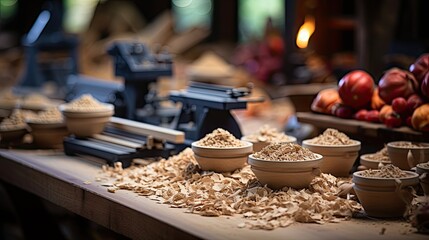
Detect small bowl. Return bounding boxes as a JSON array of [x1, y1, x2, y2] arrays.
[[248, 153, 322, 189], [387, 141, 429, 170], [360, 154, 391, 170], [353, 170, 419, 218], [27, 121, 69, 148], [0, 109, 11, 121], [241, 135, 297, 152], [191, 141, 253, 172], [59, 104, 114, 138], [416, 162, 429, 196], [302, 139, 361, 177], [0, 127, 28, 143]]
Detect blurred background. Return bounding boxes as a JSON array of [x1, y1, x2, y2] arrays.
[[0, 0, 428, 87]]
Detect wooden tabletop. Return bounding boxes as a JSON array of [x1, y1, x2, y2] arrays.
[[297, 112, 429, 142], [0, 149, 426, 240]]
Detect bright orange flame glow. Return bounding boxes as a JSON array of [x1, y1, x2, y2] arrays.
[[296, 16, 315, 49]]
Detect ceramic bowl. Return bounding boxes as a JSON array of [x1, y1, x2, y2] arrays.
[[27, 121, 69, 148], [0, 109, 11, 122], [360, 154, 391, 170], [387, 141, 429, 170], [241, 135, 297, 152], [302, 139, 361, 177], [353, 170, 419, 218], [191, 141, 253, 172], [59, 103, 114, 138], [248, 153, 322, 189], [416, 162, 429, 196], [0, 127, 28, 143]]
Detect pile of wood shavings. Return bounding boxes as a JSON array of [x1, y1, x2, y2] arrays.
[[65, 94, 109, 111], [253, 143, 319, 161], [308, 128, 354, 145], [0, 109, 34, 130], [364, 147, 390, 162], [360, 164, 407, 178], [101, 148, 361, 230], [26, 107, 63, 123], [391, 141, 428, 148], [244, 125, 294, 142], [195, 128, 244, 147]]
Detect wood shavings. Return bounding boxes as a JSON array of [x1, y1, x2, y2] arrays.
[[360, 164, 407, 178], [100, 148, 361, 230], [64, 94, 109, 111], [364, 147, 390, 162], [195, 128, 244, 147], [26, 107, 63, 123], [244, 125, 294, 143], [0, 109, 34, 130], [253, 143, 319, 161], [308, 128, 354, 145], [391, 141, 428, 148]]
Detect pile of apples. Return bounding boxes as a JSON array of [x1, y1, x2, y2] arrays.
[[311, 53, 429, 131]]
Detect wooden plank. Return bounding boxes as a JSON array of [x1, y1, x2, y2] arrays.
[[91, 134, 143, 149], [108, 117, 185, 143], [0, 149, 425, 240], [296, 112, 426, 138]]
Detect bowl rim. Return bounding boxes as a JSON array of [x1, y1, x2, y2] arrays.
[[248, 153, 323, 163], [360, 153, 391, 163], [241, 135, 297, 143], [416, 162, 429, 170], [26, 121, 66, 128], [302, 139, 361, 148], [26, 119, 64, 125], [191, 140, 253, 150], [59, 103, 114, 113], [353, 170, 419, 180], [0, 126, 28, 132], [387, 141, 429, 149]]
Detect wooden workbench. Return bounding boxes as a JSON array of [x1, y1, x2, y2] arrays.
[[0, 149, 426, 240]]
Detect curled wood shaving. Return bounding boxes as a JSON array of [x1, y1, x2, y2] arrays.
[[100, 148, 361, 230]]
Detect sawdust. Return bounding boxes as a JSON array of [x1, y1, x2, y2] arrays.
[[100, 148, 361, 230]]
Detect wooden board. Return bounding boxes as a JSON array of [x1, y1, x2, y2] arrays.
[[0, 149, 425, 240], [109, 117, 185, 143], [297, 112, 428, 141]]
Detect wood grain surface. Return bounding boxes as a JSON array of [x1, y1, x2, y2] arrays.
[[0, 149, 426, 240]]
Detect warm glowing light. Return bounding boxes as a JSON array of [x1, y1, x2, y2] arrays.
[[296, 16, 315, 49]]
